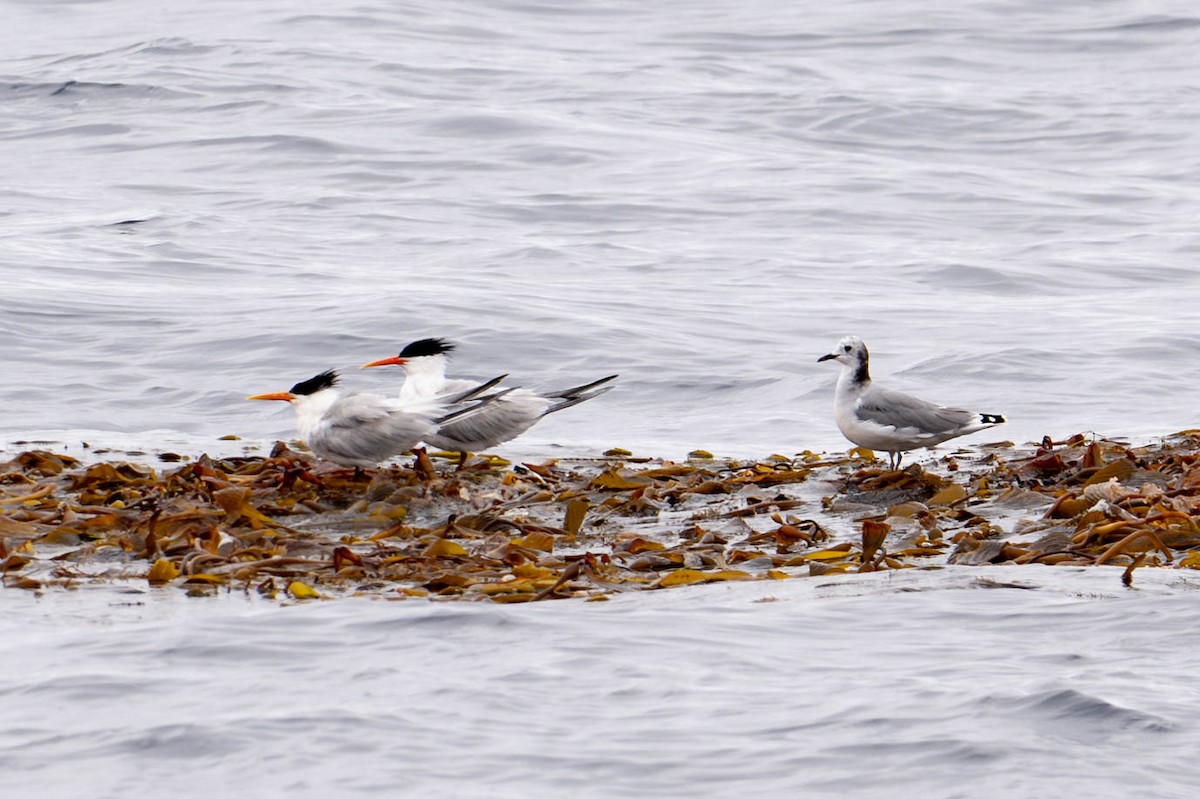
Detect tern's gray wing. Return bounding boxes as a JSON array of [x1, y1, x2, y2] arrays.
[[856, 385, 975, 435], [323, 394, 393, 427], [442, 375, 509, 405], [437, 377, 501, 401], [428, 390, 550, 451], [311, 395, 432, 465]]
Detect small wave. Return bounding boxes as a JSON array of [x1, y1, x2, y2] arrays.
[[985, 687, 1174, 736], [2, 122, 130, 141], [87, 722, 243, 760], [660, 30, 830, 53], [423, 113, 548, 138], [507, 143, 603, 166], [917, 263, 1031, 295], [4, 673, 172, 703], [1073, 16, 1200, 35], [187, 133, 348, 155], [1, 79, 196, 102], [344, 605, 523, 634], [282, 13, 398, 30]]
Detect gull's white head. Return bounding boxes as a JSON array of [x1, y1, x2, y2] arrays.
[[818, 336, 869, 368]]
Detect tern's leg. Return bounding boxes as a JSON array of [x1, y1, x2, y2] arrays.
[[326, 466, 370, 481]]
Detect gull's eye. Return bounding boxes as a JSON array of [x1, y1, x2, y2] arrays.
[[843, 344, 852, 352]]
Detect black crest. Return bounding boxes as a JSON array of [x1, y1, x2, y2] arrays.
[[398, 338, 455, 358], [290, 370, 338, 396]]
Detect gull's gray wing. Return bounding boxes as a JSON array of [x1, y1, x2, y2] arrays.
[[855, 385, 976, 435]]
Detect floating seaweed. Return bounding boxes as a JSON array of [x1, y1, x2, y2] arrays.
[[4, 432, 1200, 601]]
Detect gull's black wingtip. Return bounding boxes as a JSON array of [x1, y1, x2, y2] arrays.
[[981, 413, 1006, 425]]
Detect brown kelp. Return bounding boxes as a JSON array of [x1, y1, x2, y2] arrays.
[[4, 432, 1200, 601]]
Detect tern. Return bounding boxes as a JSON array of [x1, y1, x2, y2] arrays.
[[818, 336, 1005, 469], [246, 369, 505, 469], [362, 338, 617, 464]]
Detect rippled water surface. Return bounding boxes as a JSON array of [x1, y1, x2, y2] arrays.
[[3, 0, 1199, 458], [4, 2, 1200, 795], [3, 568, 1200, 798]]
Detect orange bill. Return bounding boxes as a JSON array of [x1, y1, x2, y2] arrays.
[[360, 355, 406, 369]]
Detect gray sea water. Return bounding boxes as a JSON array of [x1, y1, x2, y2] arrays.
[[4, 1, 1200, 796], [3, 0, 1200, 459], [3, 568, 1200, 799]]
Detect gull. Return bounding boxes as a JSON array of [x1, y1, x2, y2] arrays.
[[362, 338, 617, 465], [818, 336, 1005, 469], [246, 369, 506, 470]]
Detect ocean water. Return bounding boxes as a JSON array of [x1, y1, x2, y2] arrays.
[[4, 2, 1200, 796], [3, 568, 1199, 799], [2, 0, 1199, 459]]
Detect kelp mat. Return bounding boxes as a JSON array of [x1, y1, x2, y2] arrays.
[[4, 433, 1200, 601]]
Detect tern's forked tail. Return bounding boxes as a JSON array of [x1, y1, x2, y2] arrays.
[[546, 374, 618, 415]]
